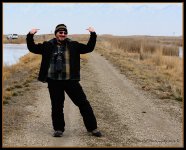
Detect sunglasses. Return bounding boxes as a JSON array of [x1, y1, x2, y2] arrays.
[[58, 31, 67, 35]]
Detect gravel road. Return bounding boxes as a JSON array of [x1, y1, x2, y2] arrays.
[[3, 51, 183, 148]]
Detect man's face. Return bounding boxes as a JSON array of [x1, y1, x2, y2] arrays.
[[55, 30, 67, 41]]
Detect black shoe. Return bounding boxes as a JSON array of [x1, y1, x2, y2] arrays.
[[53, 130, 63, 137], [91, 129, 102, 137]]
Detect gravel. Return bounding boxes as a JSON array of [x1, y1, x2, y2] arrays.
[[3, 51, 183, 148]]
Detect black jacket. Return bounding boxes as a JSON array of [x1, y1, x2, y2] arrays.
[[26, 32, 97, 82]]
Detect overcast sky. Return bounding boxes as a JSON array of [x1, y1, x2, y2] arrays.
[[3, 3, 183, 36]]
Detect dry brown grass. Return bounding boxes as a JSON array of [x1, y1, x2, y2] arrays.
[[3, 35, 26, 44], [3, 53, 41, 104], [96, 35, 183, 101], [2, 34, 183, 138], [3, 34, 92, 103], [3, 34, 183, 102], [3, 34, 90, 44]]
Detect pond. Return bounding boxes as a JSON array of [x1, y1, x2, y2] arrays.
[[3, 44, 29, 66]]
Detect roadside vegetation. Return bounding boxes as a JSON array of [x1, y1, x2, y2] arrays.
[[3, 34, 89, 104], [3, 53, 41, 104], [2, 34, 183, 138], [3, 34, 183, 103], [96, 35, 183, 101]]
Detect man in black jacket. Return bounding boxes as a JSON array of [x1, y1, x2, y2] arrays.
[[26, 24, 102, 137]]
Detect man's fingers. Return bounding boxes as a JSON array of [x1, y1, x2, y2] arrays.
[[30, 28, 40, 34], [33, 29, 40, 31], [33, 29, 40, 32], [86, 27, 95, 32], [86, 27, 93, 30]]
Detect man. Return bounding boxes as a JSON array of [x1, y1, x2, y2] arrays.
[[26, 24, 102, 137]]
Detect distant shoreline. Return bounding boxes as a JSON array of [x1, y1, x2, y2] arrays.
[[3, 34, 183, 45]]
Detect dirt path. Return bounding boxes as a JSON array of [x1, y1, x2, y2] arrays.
[[3, 51, 183, 147], [3, 82, 87, 147]]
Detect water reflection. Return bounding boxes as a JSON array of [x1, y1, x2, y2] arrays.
[[3, 44, 29, 66]]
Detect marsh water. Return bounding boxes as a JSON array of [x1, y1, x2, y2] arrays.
[[3, 44, 183, 66], [3, 44, 29, 66]]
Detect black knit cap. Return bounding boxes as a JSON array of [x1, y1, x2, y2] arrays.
[[54, 24, 68, 35]]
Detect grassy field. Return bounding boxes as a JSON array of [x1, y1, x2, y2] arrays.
[[3, 34, 90, 44], [95, 35, 183, 101], [3, 53, 41, 104], [3, 34, 183, 104]]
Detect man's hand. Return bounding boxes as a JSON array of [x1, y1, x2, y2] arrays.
[[29, 29, 40, 34], [86, 27, 95, 33]]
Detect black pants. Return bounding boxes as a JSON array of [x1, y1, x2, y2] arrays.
[[47, 79, 97, 132]]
